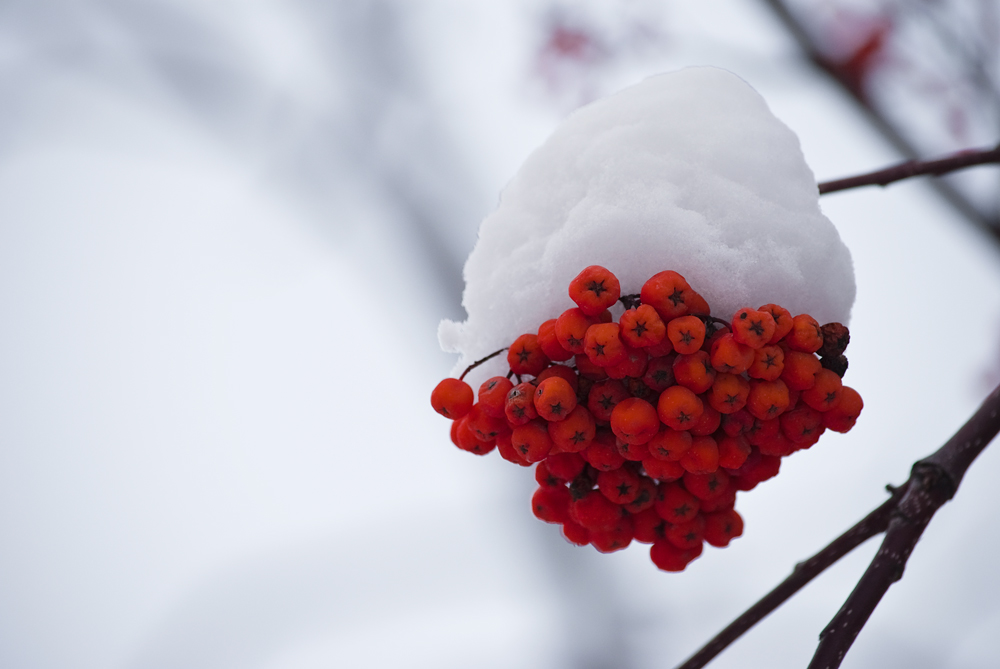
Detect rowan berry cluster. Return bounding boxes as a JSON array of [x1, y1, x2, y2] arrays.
[[431, 266, 862, 572]]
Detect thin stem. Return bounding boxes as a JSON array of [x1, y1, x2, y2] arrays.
[[459, 348, 506, 381], [818, 144, 1000, 194], [672, 484, 907, 669], [808, 383, 1000, 669]]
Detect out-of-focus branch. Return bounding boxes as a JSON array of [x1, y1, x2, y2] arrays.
[[673, 484, 908, 669], [818, 144, 1000, 194], [760, 0, 1000, 245], [675, 382, 1000, 669], [808, 383, 1000, 669]]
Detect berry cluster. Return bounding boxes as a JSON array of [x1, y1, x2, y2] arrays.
[[431, 266, 862, 572]]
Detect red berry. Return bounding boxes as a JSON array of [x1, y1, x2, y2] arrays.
[[786, 314, 824, 352], [680, 435, 719, 474], [431, 378, 474, 419], [569, 265, 621, 316], [759, 304, 793, 344], [704, 509, 744, 547], [801, 368, 843, 412], [823, 386, 863, 432], [547, 405, 597, 452], [619, 305, 667, 348], [667, 315, 707, 355], [642, 355, 676, 392], [641, 270, 692, 320], [582, 429, 627, 471], [650, 539, 700, 572], [666, 514, 705, 550], [631, 507, 668, 543], [647, 426, 693, 461], [717, 434, 751, 469], [505, 382, 539, 426], [657, 385, 705, 431], [731, 308, 776, 349], [683, 469, 730, 501], [598, 466, 643, 504], [570, 489, 623, 531], [562, 520, 591, 546], [623, 476, 658, 513], [535, 461, 561, 487], [780, 406, 824, 445], [532, 485, 571, 523], [536, 364, 580, 392], [508, 333, 549, 376], [537, 318, 573, 361], [590, 516, 634, 553], [746, 379, 791, 420], [468, 404, 509, 443], [710, 333, 754, 374], [700, 486, 737, 513], [496, 432, 530, 466], [510, 419, 553, 463], [606, 345, 649, 380], [707, 373, 750, 414], [673, 351, 716, 393], [655, 482, 700, 523], [534, 377, 578, 422], [587, 379, 630, 422], [545, 452, 587, 480], [642, 457, 685, 481], [748, 345, 784, 381], [690, 404, 722, 437], [611, 397, 660, 445], [478, 376, 514, 418], [584, 323, 627, 367], [555, 308, 596, 355]]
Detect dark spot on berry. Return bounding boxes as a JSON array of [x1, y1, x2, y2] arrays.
[[668, 288, 686, 307], [739, 312, 747, 320], [677, 410, 691, 424], [568, 336, 582, 348], [674, 503, 691, 518], [517, 349, 531, 363], [598, 394, 615, 410], [595, 343, 606, 356], [680, 331, 693, 345], [725, 393, 739, 406], [763, 354, 777, 368], [632, 321, 648, 337], [549, 402, 563, 415], [749, 320, 764, 336], [616, 482, 632, 497], [708, 477, 719, 491], [587, 280, 608, 297], [825, 391, 838, 404]]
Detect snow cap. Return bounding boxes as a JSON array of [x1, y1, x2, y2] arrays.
[[440, 67, 855, 383]]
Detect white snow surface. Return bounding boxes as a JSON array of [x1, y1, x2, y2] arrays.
[[440, 67, 855, 382]]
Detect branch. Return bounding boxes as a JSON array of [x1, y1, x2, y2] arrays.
[[818, 145, 1000, 194], [808, 383, 1000, 669], [673, 484, 908, 669]]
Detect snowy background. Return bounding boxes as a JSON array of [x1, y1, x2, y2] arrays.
[[1, 2, 999, 669]]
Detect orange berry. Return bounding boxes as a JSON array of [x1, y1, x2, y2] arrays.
[[731, 307, 776, 349], [646, 426, 693, 461], [786, 314, 824, 352], [717, 434, 751, 469], [508, 333, 549, 376], [555, 307, 596, 354], [478, 376, 514, 418], [616, 437, 650, 462], [657, 385, 705, 431], [644, 336, 675, 357], [643, 457, 685, 481], [611, 397, 660, 444], [619, 304, 667, 348], [708, 373, 750, 414], [780, 351, 821, 390], [536, 364, 579, 393], [598, 466, 643, 504], [748, 345, 785, 380], [759, 304, 793, 344], [680, 435, 719, 474], [802, 368, 844, 412], [642, 355, 677, 392], [673, 350, 716, 393], [431, 378, 474, 419], [641, 270, 692, 320], [684, 470, 730, 501], [710, 333, 755, 374], [823, 386, 863, 432], [496, 431, 530, 466], [587, 379, 630, 422], [686, 290, 711, 316], [569, 265, 621, 316], [704, 509, 744, 547], [455, 414, 496, 455], [545, 452, 587, 480], [756, 428, 795, 457], [721, 408, 754, 437], [582, 429, 627, 471], [667, 315, 707, 355], [624, 476, 658, 513], [606, 345, 649, 380], [574, 353, 608, 381], [511, 419, 553, 463], [468, 403, 509, 443], [746, 379, 791, 420], [655, 482, 700, 523], [689, 404, 722, 436], [534, 377, 578, 422], [745, 417, 779, 447], [537, 319, 573, 362], [504, 382, 538, 426], [547, 405, 597, 452], [584, 323, 627, 367]]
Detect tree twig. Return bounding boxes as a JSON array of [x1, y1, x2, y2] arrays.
[[672, 484, 908, 669], [818, 145, 1000, 194], [459, 348, 506, 380], [808, 383, 1000, 669]]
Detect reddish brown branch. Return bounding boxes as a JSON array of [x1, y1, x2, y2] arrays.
[[459, 348, 506, 380], [818, 145, 1000, 194], [673, 484, 908, 669], [808, 383, 1000, 669]]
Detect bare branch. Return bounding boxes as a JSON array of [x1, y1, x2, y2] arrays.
[[808, 383, 1000, 669], [818, 145, 1000, 194], [672, 484, 907, 669]]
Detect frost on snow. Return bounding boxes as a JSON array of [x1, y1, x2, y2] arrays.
[[440, 67, 855, 384]]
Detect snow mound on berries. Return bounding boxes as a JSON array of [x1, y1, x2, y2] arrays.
[[440, 67, 854, 382]]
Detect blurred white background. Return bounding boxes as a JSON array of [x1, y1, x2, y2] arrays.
[[1, 2, 999, 668]]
